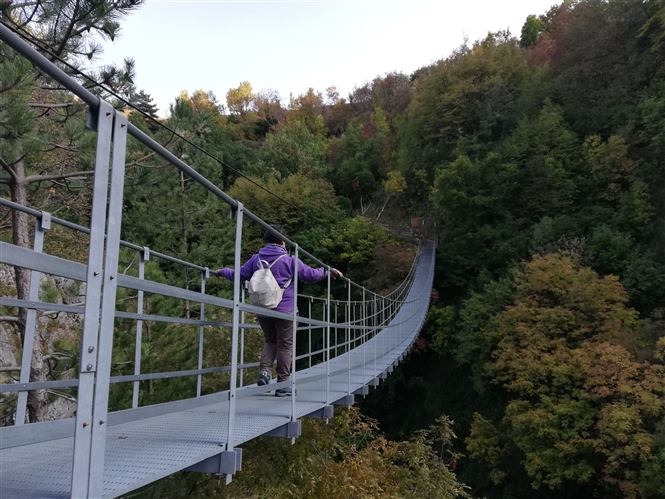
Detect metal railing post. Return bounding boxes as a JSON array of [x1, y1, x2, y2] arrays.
[[15, 211, 50, 425], [196, 268, 208, 397], [308, 297, 312, 368], [70, 101, 115, 499], [86, 109, 128, 497], [382, 297, 386, 355], [132, 247, 149, 409], [354, 300, 358, 349], [373, 294, 378, 376], [334, 301, 338, 357], [239, 287, 245, 387], [290, 245, 299, 419], [325, 267, 331, 404], [72, 107, 128, 498], [225, 202, 244, 482], [320, 298, 325, 364], [347, 279, 351, 396], [362, 288, 366, 380]]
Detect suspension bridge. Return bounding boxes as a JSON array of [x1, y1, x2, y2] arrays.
[[0, 23, 436, 498]]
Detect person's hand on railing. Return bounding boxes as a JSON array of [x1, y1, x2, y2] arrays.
[[329, 268, 343, 279]]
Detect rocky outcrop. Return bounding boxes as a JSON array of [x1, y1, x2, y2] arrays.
[[1, 264, 79, 424]]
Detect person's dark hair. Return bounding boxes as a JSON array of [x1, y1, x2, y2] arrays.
[[264, 225, 286, 244]]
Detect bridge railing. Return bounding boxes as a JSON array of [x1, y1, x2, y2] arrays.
[[0, 196, 418, 417], [0, 21, 426, 497]]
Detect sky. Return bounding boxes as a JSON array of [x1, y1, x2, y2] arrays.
[[100, 0, 558, 116]]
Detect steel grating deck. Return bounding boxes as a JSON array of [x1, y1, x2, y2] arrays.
[[0, 349, 409, 498], [1, 246, 434, 498]]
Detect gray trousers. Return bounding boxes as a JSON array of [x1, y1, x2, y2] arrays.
[[257, 316, 294, 382]]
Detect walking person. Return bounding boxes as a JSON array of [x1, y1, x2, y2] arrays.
[[214, 226, 342, 396]]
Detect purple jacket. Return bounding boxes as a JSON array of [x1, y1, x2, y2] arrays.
[[216, 243, 327, 313]]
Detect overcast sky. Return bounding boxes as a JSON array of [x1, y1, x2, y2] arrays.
[[100, 0, 558, 116]]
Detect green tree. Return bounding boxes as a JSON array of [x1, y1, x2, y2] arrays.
[[534, 0, 665, 135], [398, 31, 531, 197], [328, 108, 390, 212], [228, 173, 341, 247], [123, 89, 250, 269], [520, 14, 543, 48], [503, 102, 580, 220], [636, 80, 665, 255], [318, 216, 389, 283], [257, 118, 327, 179], [370, 72, 412, 122], [431, 153, 525, 294]]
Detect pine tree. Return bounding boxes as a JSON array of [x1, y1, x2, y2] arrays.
[[0, 0, 143, 422]]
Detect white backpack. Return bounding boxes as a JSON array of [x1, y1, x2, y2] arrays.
[[246, 254, 291, 309]]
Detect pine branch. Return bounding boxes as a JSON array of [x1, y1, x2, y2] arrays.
[[0, 155, 18, 180], [44, 141, 79, 153], [25, 170, 93, 184], [54, 0, 80, 58], [28, 102, 75, 109]]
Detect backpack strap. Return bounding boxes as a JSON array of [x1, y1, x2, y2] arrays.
[[257, 259, 271, 269], [265, 253, 292, 289], [267, 253, 287, 269]]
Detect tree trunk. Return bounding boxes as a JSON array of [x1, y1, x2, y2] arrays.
[[10, 159, 49, 422], [375, 194, 392, 222]]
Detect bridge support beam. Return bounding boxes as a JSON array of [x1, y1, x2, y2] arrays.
[[333, 394, 355, 407], [354, 385, 369, 397], [186, 448, 242, 475], [266, 420, 301, 439], [304, 405, 334, 420]]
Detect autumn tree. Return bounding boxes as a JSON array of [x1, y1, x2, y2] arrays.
[[466, 254, 665, 497], [288, 87, 325, 135], [137, 408, 470, 499], [370, 72, 412, 121], [322, 86, 353, 137], [225, 80, 253, 116], [252, 88, 285, 137]]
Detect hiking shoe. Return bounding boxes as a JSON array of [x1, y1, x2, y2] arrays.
[[274, 386, 296, 397], [257, 371, 271, 386]]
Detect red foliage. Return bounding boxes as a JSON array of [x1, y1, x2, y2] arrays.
[[526, 4, 574, 66]]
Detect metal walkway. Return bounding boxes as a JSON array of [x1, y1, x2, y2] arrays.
[[0, 22, 436, 498]]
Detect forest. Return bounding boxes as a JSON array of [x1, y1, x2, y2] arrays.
[[1, 0, 664, 497]]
